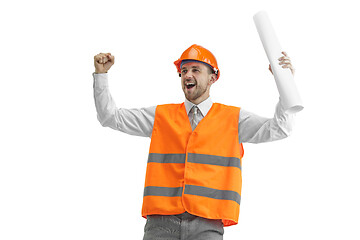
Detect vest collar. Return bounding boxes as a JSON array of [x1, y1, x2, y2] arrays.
[[184, 97, 213, 117]]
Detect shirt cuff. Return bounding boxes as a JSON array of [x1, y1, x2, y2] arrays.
[[93, 72, 108, 88], [275, 97, 295, 136]]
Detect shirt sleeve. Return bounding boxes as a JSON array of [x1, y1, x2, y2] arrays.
[[238, 98, 295, 143], [93, 72, 156, 138]]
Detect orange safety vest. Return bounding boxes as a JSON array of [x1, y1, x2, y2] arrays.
[[141, 102, 244, 227]]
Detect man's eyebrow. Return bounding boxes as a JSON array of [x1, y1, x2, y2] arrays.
[[181, 65, 201, 70]]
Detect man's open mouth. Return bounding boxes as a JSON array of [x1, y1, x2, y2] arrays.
[[185, 82, 196, 89]]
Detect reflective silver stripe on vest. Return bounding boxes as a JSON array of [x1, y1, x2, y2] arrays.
[[187, 153, 241, 170], [148, 153, 186, 164], [144, 186, 183, 197], [184, 184, 241, 205]]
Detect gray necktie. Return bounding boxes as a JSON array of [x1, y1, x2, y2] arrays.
[[190, 106, 202, 130]]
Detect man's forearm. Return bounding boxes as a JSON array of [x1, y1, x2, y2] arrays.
[[93, 73, 118, 128], [239, 98, 295, 143], [92, 73, 156, 137]]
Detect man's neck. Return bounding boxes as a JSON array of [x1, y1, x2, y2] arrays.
[[187, 94, 210, 105]]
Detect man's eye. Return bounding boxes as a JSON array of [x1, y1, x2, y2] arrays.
[[181, 70, 187, 74]]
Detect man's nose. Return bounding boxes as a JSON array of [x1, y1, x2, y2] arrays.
[[184, 71, 193, 79]]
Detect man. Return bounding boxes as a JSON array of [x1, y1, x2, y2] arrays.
[[93, 44, 295, 239]]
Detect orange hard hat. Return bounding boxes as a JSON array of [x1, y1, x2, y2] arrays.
[[174, 44, 220, 79]]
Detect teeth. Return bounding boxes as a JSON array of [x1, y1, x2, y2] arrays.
[[186, 83, 195, 86]]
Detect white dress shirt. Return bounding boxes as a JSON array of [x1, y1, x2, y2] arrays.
[[93, 73, 295, 143]]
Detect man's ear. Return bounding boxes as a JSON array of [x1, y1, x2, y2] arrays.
[[209, 74, 218, 85]]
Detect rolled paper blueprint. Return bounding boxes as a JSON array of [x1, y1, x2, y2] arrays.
[[253, 11, 303, 114]]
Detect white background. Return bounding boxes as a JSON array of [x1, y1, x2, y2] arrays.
[[1, 0, 359, 239]]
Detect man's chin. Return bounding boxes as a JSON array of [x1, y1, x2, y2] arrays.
[[185, 94, 199, 102]]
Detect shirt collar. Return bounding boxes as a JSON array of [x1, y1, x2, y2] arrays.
[[184, 97, 213, 116]]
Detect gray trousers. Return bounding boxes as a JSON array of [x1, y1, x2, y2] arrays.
[[143, 212, 224, 240]]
